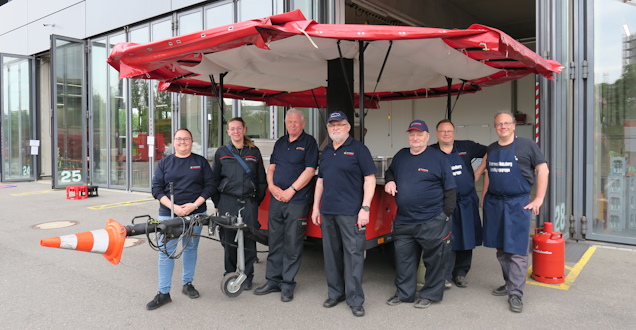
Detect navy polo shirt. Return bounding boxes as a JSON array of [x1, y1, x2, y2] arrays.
[[270, 130, 319, 204], [390, 147, 456, 224], [318, 136, 377, 215]]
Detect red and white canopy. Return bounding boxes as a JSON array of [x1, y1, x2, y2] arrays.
[[107, 10, 562, 108]]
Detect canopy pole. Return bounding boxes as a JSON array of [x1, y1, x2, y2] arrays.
[[446, 77, 452, 121], [209, 73, 228, 145], [359, 40, 365, 144]]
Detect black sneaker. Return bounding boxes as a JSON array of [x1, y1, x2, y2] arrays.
[[508, 295, 523, 313], [146, 292, 172, 310], [182, 282, 200, 299], [492, 285, 508, 296]]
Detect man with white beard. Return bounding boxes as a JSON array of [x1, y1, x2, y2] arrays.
[[311, 111, 376, 317]]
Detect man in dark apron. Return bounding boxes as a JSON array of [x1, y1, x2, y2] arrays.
[[430, 119, 487, 289], [478, 112, 549, 313]]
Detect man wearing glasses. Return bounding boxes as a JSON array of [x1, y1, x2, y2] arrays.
[[430, 119, 487, 290], [476, 111, 549, 313], [383, 120, 456, 310], [311, 111, 376, 317]]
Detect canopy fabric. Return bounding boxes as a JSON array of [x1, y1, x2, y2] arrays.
[[107, 9, 562, 108]]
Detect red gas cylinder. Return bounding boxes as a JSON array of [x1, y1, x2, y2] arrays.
[[531, 222, 565, 284]]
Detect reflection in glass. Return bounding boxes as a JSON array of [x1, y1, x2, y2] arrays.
[[130, 26, 151, 190], [241, 100, 270, 139], [206, 97, 232, 161], [91, 39, 108, 185], [153, 81, 171, 171], [55, 39, 85, 187], [1, 56, 32, 180], [179, 10, 203, 35], [205, 2, 235, 28], [179, 94, 203, 155], [593, 1, 636, 240], [239, 0, 271, 21], [109, 33, 127, 186]]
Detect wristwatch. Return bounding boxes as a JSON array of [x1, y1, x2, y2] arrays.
[[361, 205, 370, 212]]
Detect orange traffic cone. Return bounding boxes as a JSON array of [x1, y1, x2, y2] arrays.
[[40, 219, 127, 265]]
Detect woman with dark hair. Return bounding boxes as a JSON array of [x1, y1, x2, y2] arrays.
[[212, 117, 267, 290], [147, 128, 216, 310]]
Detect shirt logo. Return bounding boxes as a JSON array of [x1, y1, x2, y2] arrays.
[[343, 151, 355, 156], [459, 151, 467, 155], [418, 168, 429, 173], [451, 164, 462, 176], [190, 166, 201, 169], [296, 147, 305, 151], [244, 156, 258, 162]]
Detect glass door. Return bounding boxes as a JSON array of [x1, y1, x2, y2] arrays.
[[588, 0, 636, 244], [1, 54, 36, 181], [51, 35, 87, 188]]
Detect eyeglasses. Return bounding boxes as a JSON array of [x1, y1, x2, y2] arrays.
[[494, 122, 515, 127], [327, 123, 348, 128], [437, 130, 454, 134], [174, 137, 192, 142], [228, 127, 244, 132]]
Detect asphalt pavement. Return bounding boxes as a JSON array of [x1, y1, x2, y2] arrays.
[[1, 181, 635, 329]]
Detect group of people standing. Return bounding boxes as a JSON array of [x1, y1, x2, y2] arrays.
[[146, 109, 548, 317]]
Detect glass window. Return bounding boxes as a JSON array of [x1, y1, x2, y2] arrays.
[[206, 97, 233, 161], [240, 100, 270, 139], [153, 80, 172, 165], [90, 38, 108, 185], [129, 26, 152, 190], [1, 55, 33, 181], [205, 1, 235, 28], [239, 0, 272, 21], [109, 33, 127, 186], [54, 37, 86, 187], [150, 18, 173, 172], [152, 19, 172, 41], [593, 1, 636, 241], [178, 94, 204, 155], [179, 10, 203, 35], [292, 0, 313, 19]]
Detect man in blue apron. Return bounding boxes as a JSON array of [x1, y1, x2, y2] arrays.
[[430, 119, 487, 289], [478, 112, 549, 313], [384, 120, 456, 309]]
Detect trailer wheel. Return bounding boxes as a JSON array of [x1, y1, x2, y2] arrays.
[[220, 272, 244, 298]]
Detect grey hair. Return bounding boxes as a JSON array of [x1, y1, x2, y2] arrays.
[[286, 108, 305, 121], [494, 111, 516, 124]]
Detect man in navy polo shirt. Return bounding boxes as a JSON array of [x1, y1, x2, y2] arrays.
[[384, 120, 456, 309], [311, 111, 376, 317], [254, 109, 318, 302]]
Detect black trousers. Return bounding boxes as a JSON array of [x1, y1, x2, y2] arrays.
[[321, 214, 366, 307], [445, 249, 473, 279], [393, 212, 452, 302], [265, 199, 308, 291], [218, 194, 260, 283]]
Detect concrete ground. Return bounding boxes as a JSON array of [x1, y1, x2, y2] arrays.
[[1, 181, 635, 329]]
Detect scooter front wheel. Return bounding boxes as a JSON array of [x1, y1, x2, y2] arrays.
[[220, 272, 244, 298]]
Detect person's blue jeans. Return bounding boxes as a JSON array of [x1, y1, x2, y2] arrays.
[[157, 214, 203, 294]]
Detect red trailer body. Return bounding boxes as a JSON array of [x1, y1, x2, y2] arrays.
[[258, 184, 397, 249]]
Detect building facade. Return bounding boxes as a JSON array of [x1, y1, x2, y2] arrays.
[[1, 0, 636, 245]]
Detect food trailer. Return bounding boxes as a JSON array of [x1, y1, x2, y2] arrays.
[[107, 9, 562, 250]]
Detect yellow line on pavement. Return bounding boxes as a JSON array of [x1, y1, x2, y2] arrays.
[[526, 246, 597, 290], [11, 190, 54, 196], [88, 198, 155, 209]]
